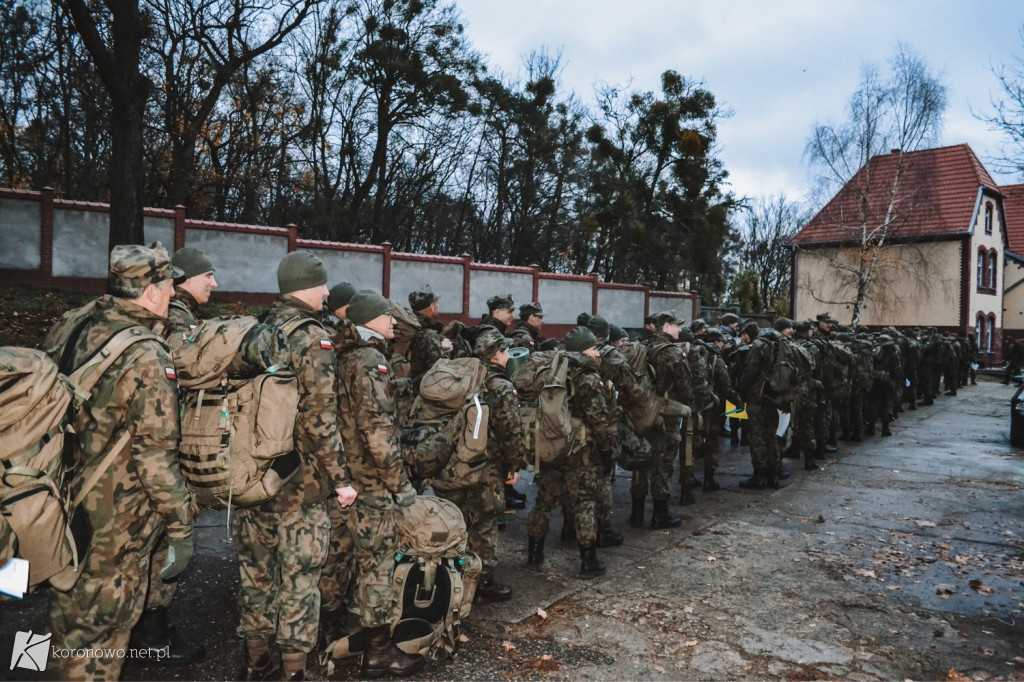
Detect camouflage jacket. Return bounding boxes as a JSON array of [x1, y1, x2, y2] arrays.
[[260, 297, 349, 510], [707, 344, 742, 409], [466, 313, 509, 347], [480, 361, 527, 472], [643, 331, 693, 407], [335, 325, 409, 495], [167, 288, 201, 332], [509, 321, 550, 351], [43, 295, 193, 559], [738, 329, 782, 403], [566, 353, 619, 456], [408, 312, 449, 380], [596, 343, 649, 413]]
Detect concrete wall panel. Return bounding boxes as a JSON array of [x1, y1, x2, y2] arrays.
[[597, 288, 646, 328], [0, 198, 41, 269], [53, 209, 108, 278], [312, 248, 384, 294], [469, 271, 533, 319], [391, 261, 464, 313], [649, 295, 694, 326], [186, 228, 288, 293], [538, 279, 592, 325]]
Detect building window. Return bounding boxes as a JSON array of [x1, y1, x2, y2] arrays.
[[978, 248, 986, 289], [976, 314, 984, 349], [987, 315, 995, 353], [985, 204, 993, 235], [989, 250, 998, 289]]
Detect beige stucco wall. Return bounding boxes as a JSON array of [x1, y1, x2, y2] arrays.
[[794, 241, 962, 327], [969, 195, 1003, 327], [1003, 258, 1024, 333]]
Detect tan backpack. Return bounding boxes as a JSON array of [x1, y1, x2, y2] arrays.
[[511, 350, 582, 472], [329, 496, 481, 661], [403, 358, 489, 490], [0, 325, 161, 592], [171, 316, 300, 509]]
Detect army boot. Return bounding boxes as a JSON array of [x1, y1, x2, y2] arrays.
[[505, 483, 526, 510], [240, 638, 279, 682], [804, 450, 820, 470], [595, 521, 624, 548], [527, 536, 545, 566], [474, 567, 513, 604], [129, 606, 206, 666], [360, 626, 425, 679], [701, 472, 721, 492], [767, 465, 780, 490], [881, 420, 892, 437], [650, 499, 682, 529], [319, 607, 347, 650], [578, 543, 606, 579], [629, 498, 645, 528], [739, 468, 768, 490], [282, 651, 326, 681]]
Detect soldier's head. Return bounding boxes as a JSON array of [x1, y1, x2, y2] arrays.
[[278, 251, 328, 311], [519, 302, 544, 331], [609, 324, 629, 346], [691, 319, 709, 337], [740, 321, 759, 343], [109, 242, 182, 318], [774, 317, 795, 338], [564, 326, 600, 360], [720, 312, 740, 330], [349, 291, 394, 339], [816, 311, 837, 333], [794, 320, 812, 339], [643, 315, 656, 332], [328, 282, 356, 319], [587, 315, 610, 343], [409, 285, 440, 319], [475, 329, 512, 367], [172, 247, 217, 305], [705, 328, 725, 349], [653, 311, 683, 340], [487, 294, 516, 326]]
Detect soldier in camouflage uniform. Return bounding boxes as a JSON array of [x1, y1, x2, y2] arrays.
[[406, 285, 453, 383], [897, 328, 920, 412], [44, 243, 195, 681], [126, 247, 216, 665], [434, 329, 525, 604], [510, 301, 553, 351], [677, 327, 715, 505], [917, 329, 938, 404], [790, 321, 823, 469], [848, 332, 875, 437], [634, 311, 689, 528], [334, 291, 426, 679], [234, 252, 357, 682], [702, 329, 743, 487], [1005, 337, 1024, 385], [966, 333, 979, 385], [738, 317, 793, 489], [323, 282, 356, 332], [945, 332, 962, 396], [526, 327, 619, 579]]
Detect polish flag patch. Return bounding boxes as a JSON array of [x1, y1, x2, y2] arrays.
[[512, 389, 518, 397], [319, 339, 333, 349], [164, 367, 177, 380], [377, 364, 389, 373]]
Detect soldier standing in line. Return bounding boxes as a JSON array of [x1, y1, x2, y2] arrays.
[[126, 246, 215, 664], [407, 285, 453, 383], [790, 320, 823, 470], [725, 321, 759, 446], [44, 243, 195, 681], [917, 329, 938, 404], [1005, 337, 1024, 385], [510, 301, 553, 351], [738, 317, 793, 489], [849, 331, 875, 435], [676, 326, 715, 505], [323, 282, 356, 332], [334, 291, 425, 679], [945, 332, 962, 396], [702, 329, 743, 488], [435, 329, 524, 604], [235, 252, 357, 682], [966, 333, 979, 386], [897, 328, 920, 412], [526, 327, 619, 579], [719, 312, 740, 339]]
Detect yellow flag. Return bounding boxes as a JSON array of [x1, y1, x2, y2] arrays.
[[724, 400, 748, 420]]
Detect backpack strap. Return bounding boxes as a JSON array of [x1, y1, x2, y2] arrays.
[[278, 314, 326, 340]]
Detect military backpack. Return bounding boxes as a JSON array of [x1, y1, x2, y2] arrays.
[[511, 350, 582, 472], [767, 337, 814, 409]]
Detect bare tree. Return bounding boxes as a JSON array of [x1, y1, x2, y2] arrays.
[[804, 44, 947, 326], [976, 28, 1024, 178], [734, 194, 808, 314]]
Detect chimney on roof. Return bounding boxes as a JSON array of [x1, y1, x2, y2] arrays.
[[891, 148, 901, 154]]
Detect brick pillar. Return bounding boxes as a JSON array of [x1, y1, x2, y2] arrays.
[[530, 264, 540, 303], [40, 187, 55, 283], [590, 272, 600, 314], [286, 224, 298, 252]]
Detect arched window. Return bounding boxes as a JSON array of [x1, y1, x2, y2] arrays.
[[988, 249, 998, 289], [985, 204, 993, 235], [976, 314, 984, 349], [978, 248, 986, 289], [987, 315, 996, 353]]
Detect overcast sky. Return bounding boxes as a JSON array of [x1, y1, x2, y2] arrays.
[[457, 1, 1024, 203]]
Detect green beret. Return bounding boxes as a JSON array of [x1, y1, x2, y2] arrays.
[[348, 291, 391, 326], [587, 315, 610, 341], [278, 251, 327, 294], [563, 326, 598, 353], [408, 286, 439, 312], [172, 247, 215, 281], [487, 294, 515, 311], [109, 242, 182, 290], [328, 282, 356, 311]]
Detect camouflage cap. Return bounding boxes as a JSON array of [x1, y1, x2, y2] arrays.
[[171, 247, 215, 280], [653, 310, 683, 327], [408, 285, 439, 312], [690, 319, 708, 333], [563, 326, 598, 353], [109, 241, 182, 290], [794, 320, 812, 334], [487, 293, 515, 312], [740, 321, 760, 339], [474, 329, 511, 360], [837, 332, 856, 343], [328, 282, 356, 312], [519, 301, 544, 319]]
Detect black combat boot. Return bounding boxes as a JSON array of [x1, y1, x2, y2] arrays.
[[701, 476, 721, 492], [240, 638, 279, 682], [474, 567, 513, 604], [527, 536, 545, 566], [319, 607, 347, 650], [505, 483, 526, 510], [629, 498, 645, 528], [777, 466, 790, 480], [804, 453, 820, 471], [360, 626, 426, 679], [578, 543, 607, 579], [881, 421, 892, 437], [595, 522, 624, 548], [650, 499, 682, 529], [739, 468, 768, 490], [767, 466, 780, 490], [129, 606, 206, 666]]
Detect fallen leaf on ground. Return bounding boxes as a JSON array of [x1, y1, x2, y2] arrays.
[[853, 569, 877, 578], [915, 520, 937, 528], [936, 584, 956, 598], [969, 579, 996, 595], [528, 656, 560, 673], [684, 640, 699, 647], [654, 666, 666, 673], [536, 608, 547, 619], [458, 634, 470, 643], [502, 641, 515, 651], [683, 606, 694, 614], [707, 556, 717, 562]]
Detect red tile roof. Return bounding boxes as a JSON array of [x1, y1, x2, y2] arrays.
[[1002, 183, 1024, 255], [791, 144, 998, 246]]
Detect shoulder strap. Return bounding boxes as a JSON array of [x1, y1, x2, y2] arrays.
[[551, 352, 570, 387], [279, 314, 325, 339], [66, 326, 163, 402]]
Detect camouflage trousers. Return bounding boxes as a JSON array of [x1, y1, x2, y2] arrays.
[[701, 408, 723, 478], [918, 365, 936, 399], [631, 426, 679, 502], [831, 394, 850, 439], [434, 462, 504, 570], [346, 491, 400, 629], [595, 467, 616, 527], [145, 532, 178, 609], [47, 549, 150, 681], [848, 386, 865, 435], [233, 501, 330, 653], [746, 400, 780, 473], [944, 360, 959, 393], [527, 446, 600, 546], [319, 500, 355, 614], [793, 388, 826, 453]]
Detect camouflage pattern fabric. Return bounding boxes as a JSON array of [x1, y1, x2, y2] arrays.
[[233, 503, 330, 651], [434, 463, 504, 569], [346, 492, 401, 628], [509, 321, 544, 351], [43, 295, 193, 681], [631, 427, 680, 501], [704, 346, 741, 476], [738, 330, 783, 475], [408, 312, 450, 381], [319, 500, 355, 613], [167, 288, 201, 333], [636, 332, 691, 502]]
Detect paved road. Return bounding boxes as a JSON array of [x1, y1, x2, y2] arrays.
[[2, 378, 1022, 680]]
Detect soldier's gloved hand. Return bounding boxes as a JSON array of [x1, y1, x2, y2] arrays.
[[394, 481, 418, 508], [160, 531, 194, 580]]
